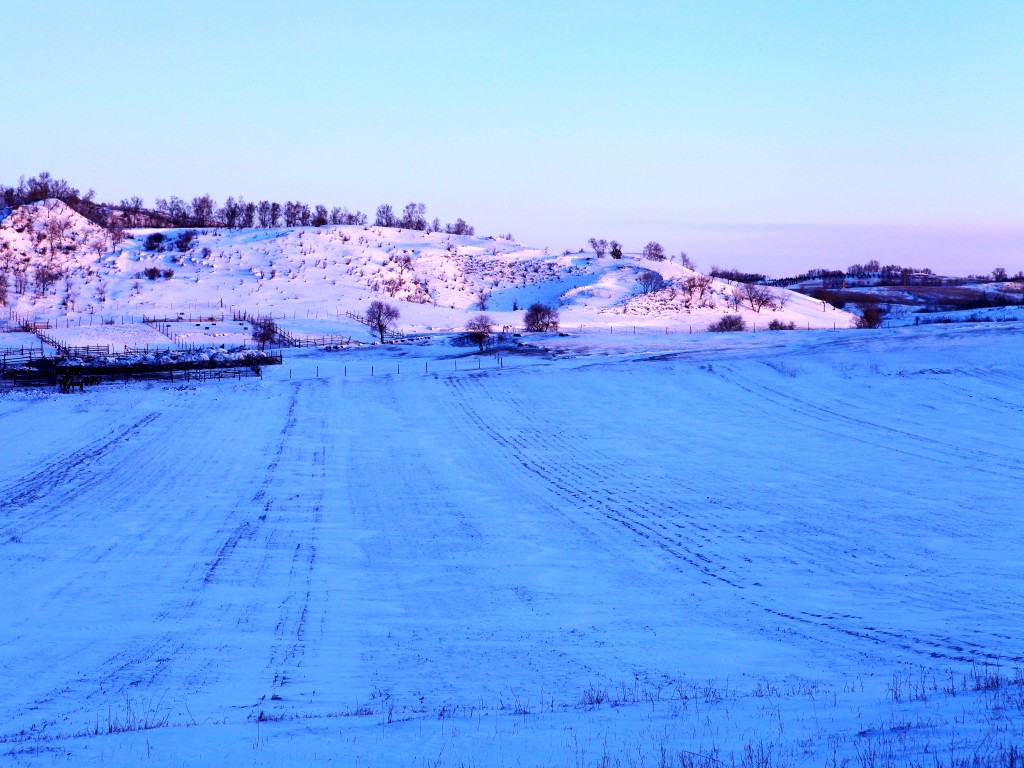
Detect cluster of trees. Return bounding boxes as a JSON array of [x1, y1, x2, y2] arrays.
[[587, 238, 623, 259], [373, 202, 475, 235], [3, 174, 482, 239], [150, 195, 369, 229], [461, 303, 559, 350], [709, 267, 768, 284], [587, 238, 691, 266], [777, 262, 1023, 289], [635, 270, 664, 295]]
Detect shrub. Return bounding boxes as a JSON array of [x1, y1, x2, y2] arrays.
[[856, 304, 886, 328], [175, 230, 198, 252], [143, 233, 166, 251], [767, 319, 796, 330], [709, 314, 746, 332], [142, 266, 163, 280]]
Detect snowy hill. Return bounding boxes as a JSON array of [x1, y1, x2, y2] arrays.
[[1, 201, 856, 340]]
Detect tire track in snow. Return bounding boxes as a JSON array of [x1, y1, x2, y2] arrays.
[[0, 412, 161, 540], [440, 370, 1019, 666]]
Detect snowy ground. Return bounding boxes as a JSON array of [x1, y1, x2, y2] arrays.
[[1, 322, 1023, 766]]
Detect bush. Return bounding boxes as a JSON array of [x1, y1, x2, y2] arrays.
[[709, 314, 746, 332], [142, 266, 163, 280], [143, 232, 166, 251], [767, 319, 796, 330], [175, 230, 198, 252], [523, 303, 559, 332], [856, 304, 886, 328]]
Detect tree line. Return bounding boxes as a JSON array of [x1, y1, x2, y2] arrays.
[[2, 172, 477, 236]]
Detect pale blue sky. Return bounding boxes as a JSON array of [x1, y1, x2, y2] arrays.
[[3, 1, 1022, 274]]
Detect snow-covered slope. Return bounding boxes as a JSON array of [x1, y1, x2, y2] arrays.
[[1, 323, 1023, 766], [1, 201, 856, 339]]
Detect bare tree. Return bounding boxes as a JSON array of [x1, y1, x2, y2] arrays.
[[109, 222, 127, 251], [635, 269, 664, 295], [252, 315, 278, 350], [283, 201, 300, 227], [191, 195, 217, 227], [642, 241, 666, 261], [476, 289, 489, 310], [609, 240, 623, 259], [375, 204, 396, 227], [400, 202, 427, 230], [736, 282, 776, 313], [523, 303, 559, 332], [240, 201, 257, 228], [365, 300, 400, 342], [257, 200, 273, 227], [588, 237, 609, 258], [465, 314, 494, 351], [119, 196, 144, 227], [221, 197, 241, 228]]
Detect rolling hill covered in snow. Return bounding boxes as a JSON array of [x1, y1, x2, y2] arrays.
[[1, 200, 856, 342]]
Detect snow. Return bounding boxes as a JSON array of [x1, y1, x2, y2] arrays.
[[1, 202, 858, 345], [1, 321, 1023, 766]]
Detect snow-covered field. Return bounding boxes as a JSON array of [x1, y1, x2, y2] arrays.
[[2, 322, 1023, 766]]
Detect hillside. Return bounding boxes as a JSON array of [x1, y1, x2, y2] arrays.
[[1, 200, 856, 340]]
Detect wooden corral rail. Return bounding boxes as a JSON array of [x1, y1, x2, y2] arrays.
[[64, 344, 113, 358], [33, 331, 69, 355], [30, 333, 110, 358], [1, 351, 282, 389], [142, 317, 186, 344]]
